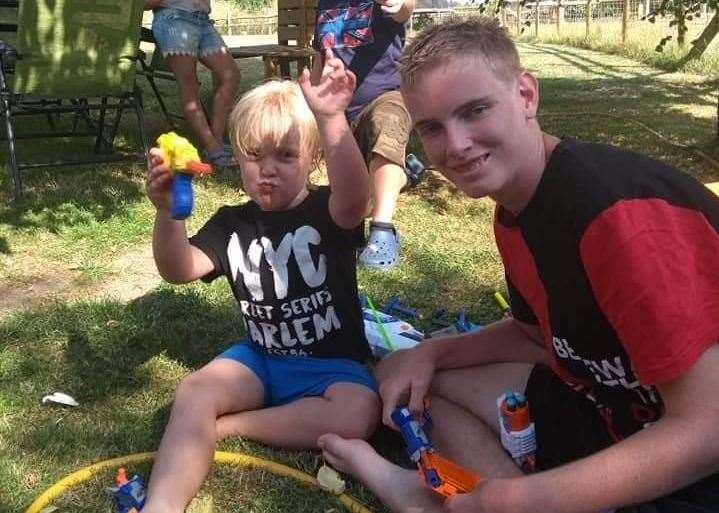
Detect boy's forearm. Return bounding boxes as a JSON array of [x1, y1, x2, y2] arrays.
[[152, 210, 197, 283], [502, 413, 719, 513], [318, 114, 370, 227], [425, 317, 547, 370]]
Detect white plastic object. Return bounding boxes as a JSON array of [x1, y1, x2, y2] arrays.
[[317, 464, 346, 494], [41, 392, 79, 407]]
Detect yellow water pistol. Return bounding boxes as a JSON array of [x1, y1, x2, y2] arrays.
[[156, 132, 213, 220]]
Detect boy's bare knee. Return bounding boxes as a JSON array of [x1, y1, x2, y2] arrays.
[[173, 371, 217, 407], [327, 389, 381, 439]]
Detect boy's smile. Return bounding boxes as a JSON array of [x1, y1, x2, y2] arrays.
[[401, 56, 549, 213]]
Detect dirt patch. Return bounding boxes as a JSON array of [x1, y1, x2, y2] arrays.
[[89, 244, 162, 303], [0, 245, 162, 320]]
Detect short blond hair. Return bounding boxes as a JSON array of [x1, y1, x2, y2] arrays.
[[228, 80, 321, 168], [400, 17, 522, 87]]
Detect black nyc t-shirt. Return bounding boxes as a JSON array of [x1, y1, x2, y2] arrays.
[[190, 187, 370, 362]]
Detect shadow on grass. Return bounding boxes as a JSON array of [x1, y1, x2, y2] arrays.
[[1, 228, 502, 510]]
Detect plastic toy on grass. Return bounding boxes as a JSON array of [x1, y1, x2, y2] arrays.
[[392, 404, 480, 497], [381, 296, 420, 320], [360, 294, 423, 358], [428, 309, 482, 339], [403, 153, 426, 189], [493, 291, 512, 318], [107, 467, 146, 513], [157, 132, 213, 220]]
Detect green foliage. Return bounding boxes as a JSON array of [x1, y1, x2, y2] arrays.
[[225, 0, 273, 13]]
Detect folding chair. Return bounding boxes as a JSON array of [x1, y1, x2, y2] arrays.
[[0, 0, 149, 199]]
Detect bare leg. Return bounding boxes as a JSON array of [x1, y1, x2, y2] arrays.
[[369, 154, 406, 223], [199, 48, 240, 144], [142, 359, 264, 513], [316, 363, 534, 513], [319, 434, 443, 513], [429, 363, 534, 475], [216, 382, 380, 448], [165, 54, 221, 153]]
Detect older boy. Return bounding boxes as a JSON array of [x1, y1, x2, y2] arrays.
[[318, 18, 719, 513]]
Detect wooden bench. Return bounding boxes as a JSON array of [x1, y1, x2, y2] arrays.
[[230, 0, 318, 79]]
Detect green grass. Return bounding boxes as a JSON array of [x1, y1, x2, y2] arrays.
[[1, 44, 719, 512], [515, 18, 719, 75]]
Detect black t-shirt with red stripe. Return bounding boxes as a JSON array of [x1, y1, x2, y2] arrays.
[[495, 138, 719, 441]]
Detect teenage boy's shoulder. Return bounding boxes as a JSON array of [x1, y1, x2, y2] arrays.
[[541, 137, 719, 223]]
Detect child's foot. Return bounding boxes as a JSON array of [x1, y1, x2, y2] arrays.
[[359, 221, 400, 270], [317, 434, 441, 513]]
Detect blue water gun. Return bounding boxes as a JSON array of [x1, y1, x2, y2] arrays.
[[157, 132, 213, 220], [108, 467, 146, 513]]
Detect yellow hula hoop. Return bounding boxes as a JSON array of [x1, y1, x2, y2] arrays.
[[24, 451, 376, 513]]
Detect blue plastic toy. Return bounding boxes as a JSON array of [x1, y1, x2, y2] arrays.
[[108, 467, 146, 513], [157, 132, 213, 220], [382, 296, 420, 320]]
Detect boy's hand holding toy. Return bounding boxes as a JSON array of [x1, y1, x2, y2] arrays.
[[146, 132, 213, 220]]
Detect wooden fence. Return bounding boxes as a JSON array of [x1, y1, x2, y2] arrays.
[[203, 3, 715, 42]]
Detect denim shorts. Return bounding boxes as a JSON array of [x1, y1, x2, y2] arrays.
[[216, 340, 378, 407], [151, 7, 227, 58]]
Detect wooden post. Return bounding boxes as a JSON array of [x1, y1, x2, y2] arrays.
[[621, 0, 629, 43], [585, 0, 593, 37], [557, 0, 564, 34], [226, 7, 231, 36], [535, 0, 540, 37], [516, 0, 522, 34]]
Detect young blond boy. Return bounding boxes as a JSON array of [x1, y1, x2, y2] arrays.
[[142, 50, 380, 513]]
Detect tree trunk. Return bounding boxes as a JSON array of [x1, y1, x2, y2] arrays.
[[679, 10, 719, 62], [676, 0, 686, 46]]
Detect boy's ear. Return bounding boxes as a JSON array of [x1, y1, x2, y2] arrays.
[[517, 71, 540, 119]]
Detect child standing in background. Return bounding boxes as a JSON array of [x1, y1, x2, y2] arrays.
[[145, 0, 240, 167], [314, 0, 417, 270]]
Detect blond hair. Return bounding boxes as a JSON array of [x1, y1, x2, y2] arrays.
[[400, 17, 522, 87], [228, 80, 321, 169]]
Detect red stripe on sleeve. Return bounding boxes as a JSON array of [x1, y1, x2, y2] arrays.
[[580, 199, 719, 384]]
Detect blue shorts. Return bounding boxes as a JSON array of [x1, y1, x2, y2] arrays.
[[217, 341, 379, 407], [151, 7, 227, 58]]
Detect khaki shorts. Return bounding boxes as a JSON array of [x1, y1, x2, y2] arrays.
[[352, 90, 412, 168]]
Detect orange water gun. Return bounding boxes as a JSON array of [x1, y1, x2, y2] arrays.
[[392, 404, 481, 497], [157, 132, 213, 220]]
